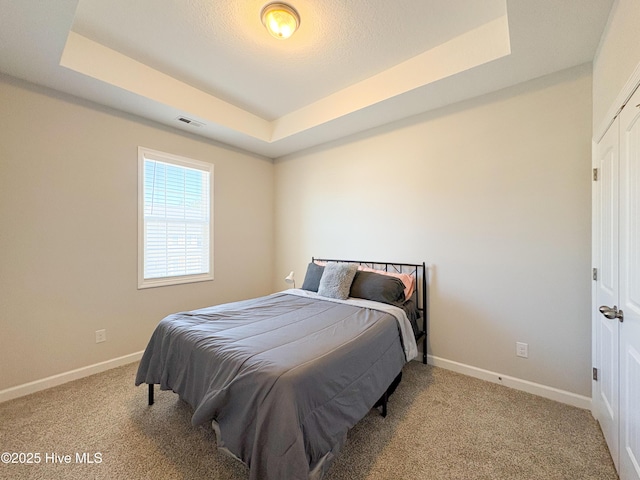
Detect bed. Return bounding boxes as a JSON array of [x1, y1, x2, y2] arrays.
[[135, 258, 428, 480]]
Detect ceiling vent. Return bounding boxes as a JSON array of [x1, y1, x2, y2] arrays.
[[176, 116, 204, 128]]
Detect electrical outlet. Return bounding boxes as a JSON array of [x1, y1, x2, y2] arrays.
[[516, 342, 528, 358], [95, 329, 107, 343]]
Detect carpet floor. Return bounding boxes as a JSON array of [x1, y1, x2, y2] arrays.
[[0, 361, 617, 479]]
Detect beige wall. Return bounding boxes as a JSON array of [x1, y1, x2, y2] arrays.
[[275, 64, 593, 396], [0, 61, 596, 397], [593, 0, 640, 133], [0, 75, 274, 391]]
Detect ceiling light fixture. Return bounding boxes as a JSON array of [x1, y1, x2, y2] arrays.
[[261, 3, 300, 40]]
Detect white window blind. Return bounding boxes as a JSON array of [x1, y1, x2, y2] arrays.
[[138, 147, 213, 288]]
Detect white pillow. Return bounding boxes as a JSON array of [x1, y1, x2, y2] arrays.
[[317, 262, 358, 300]]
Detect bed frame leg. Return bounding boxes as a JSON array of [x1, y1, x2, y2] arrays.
[[148, 384, 154, 406], [423, 334, 428, 364], [381, 391, 388, 418]]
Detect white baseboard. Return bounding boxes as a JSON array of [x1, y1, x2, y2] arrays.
[[419, 354, 592, 410], [0, 351, 144, 404], [2, 351, 591, 410]]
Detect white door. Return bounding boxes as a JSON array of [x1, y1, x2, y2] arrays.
[[619, 87, 640, 480], [594, 117, 620, 470]]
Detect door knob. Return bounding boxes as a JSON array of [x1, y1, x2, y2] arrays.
[[599, 305, 624, 322]]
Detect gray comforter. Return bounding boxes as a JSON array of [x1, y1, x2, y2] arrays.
[[135, 291, 415, 480]]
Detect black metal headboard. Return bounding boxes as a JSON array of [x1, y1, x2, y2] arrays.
[[312, 257, 428, 364]]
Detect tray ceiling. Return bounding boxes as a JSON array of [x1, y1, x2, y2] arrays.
[[0, 0, 613, 157]]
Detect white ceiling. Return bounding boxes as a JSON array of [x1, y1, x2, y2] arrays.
[[0, 0, 613, 158]]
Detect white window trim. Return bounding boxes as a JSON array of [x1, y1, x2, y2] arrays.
[[137, 146, 214, 289]]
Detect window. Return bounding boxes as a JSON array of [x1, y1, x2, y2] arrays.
[[138, 147, 213, 288]]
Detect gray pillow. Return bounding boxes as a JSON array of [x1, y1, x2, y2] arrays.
[[349, 270, 406, 305], [317, 262, 358, 300], [301, 262, 325, 292]]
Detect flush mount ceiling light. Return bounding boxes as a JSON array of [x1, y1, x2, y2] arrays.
[[261, 3, 300, 40]]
